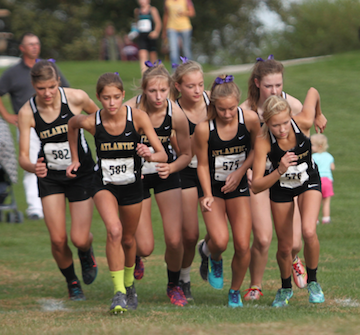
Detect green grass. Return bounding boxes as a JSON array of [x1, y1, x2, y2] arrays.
[[1, 55, 360, 334]]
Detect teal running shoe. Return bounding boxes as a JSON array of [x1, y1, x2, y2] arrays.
[[228, 289, 243, 308], [308, 281, 325, 303], [208, 257, 223, 290], [272, 288, 293, 307]]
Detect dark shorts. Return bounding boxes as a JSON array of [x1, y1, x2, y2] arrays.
[[138, 33, 157, 52], [179, 166, 202, 197], [93, 176, 143, 206], [198, 174, 250, 200], [142, 172, 181, 199], [38, 172, 93, 202], [270, 171, 321, 203]]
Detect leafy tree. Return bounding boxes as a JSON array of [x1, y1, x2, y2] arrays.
[[263, 0, 360, 60]]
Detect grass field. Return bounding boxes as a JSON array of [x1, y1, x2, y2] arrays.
[[1, 53, 360, 334]]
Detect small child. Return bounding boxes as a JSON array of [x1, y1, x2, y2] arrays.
[[311, 134, 335, 224]]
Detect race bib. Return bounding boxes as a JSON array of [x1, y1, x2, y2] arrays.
[[279, 162, 309, 189], [44, 142, 71, 170], [138, 19, 152, 33], [214, 152, 246, 182], [142, 147, 158, 175], [188, 155, 197, 168], [101, 157, 135, 185]]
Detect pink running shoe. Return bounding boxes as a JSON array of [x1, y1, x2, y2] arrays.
[[292, 255, 308, 289], [134, 256, 144, 280], [167, 285, 188, 307], [243, 286, 264, 301]]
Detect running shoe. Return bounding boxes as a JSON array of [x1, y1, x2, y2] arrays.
[[68, 279, 86, 301], [110, 291, 127, 314], [126, 284, 138, 310], [208, 257, 223, 290], [272, 288, 293, 307], [228, 289, 243, 308], [308, 281, 325, 303], [134, 256, 144, 280], [243, 286, 264, 301], [167, 285, 188, 307], [179, 280, 193, 301], [78, 246, 98, 285], [197, 239, 209, 281], [292, 255, 307, 289]]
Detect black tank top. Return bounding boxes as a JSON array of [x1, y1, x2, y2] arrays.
[[268, 119, 318, 189], [31, 87, 94, 176], [176, 91, 210, 136], [94, 106, 142, 185], [208, 107, 251, 182], [140, 98, 175, 168]]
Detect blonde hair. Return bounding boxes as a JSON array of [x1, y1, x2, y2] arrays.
[[138, 63, 172, 111], [207, 75, 241, 120], [170, 60, 203, 101], [261, 95, 291, 137], [96, 73, 124, 95], [248, 59, 284, 111], [311, 133, 329, 152]]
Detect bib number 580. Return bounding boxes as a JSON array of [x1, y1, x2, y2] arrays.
[[109, 165, 127, 175]]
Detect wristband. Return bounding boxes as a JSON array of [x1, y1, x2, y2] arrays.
[[277, 167, 285, 175]]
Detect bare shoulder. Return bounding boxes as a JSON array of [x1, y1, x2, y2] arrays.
[[240, 99, 252, 111], [63, 87, 88, 105], [243, 108, 259, 122], [287, 94, 303, 115], [124, 96, 138, 108]]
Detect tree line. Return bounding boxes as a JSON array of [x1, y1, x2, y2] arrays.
[[0, 0, 359, 63]]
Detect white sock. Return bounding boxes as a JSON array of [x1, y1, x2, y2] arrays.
[[202, 241, 211, 257], [180, 266, 191, 283], [322, 216, 331, 223]]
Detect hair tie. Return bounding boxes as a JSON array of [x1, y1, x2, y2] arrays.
[[114, 72, 119, 76], [145, 59, 162, 68], [214, 75, 234, 86], [256, 54, 274, 63], [35, 58, 56, 63], [171, 56, 189, 69]]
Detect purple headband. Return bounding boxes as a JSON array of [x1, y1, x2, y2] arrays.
[[256, 54, 274, 63], [171, 56, 189, 69], [36, 58, 56, 63], [145, 59, 162, 68], [214, 75, 234, 86]]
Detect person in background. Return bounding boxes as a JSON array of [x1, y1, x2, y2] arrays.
[[0, 32, 69, 220], [311, 133, 335, 224], [134, 0, 162, 74], [121, 35, 139, 61], [162, 0, 195, 66], [100, 24, 123, 61]]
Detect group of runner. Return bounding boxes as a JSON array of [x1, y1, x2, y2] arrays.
[[17, 55, 327, 313]]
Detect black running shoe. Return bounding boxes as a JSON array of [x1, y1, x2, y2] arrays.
[[68, 279, 86, 301], [179, 280, 193, 301], [110, 291, 127, 314], [78, 246, 98, 285], [197, 239, 209, 281], [126, 284, 138, 310]]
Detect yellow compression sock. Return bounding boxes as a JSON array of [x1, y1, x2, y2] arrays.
[[110, 270, 125, 294], [124, 265, 135, 288]]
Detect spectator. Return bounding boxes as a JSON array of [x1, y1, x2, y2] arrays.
[[0, 32, 69, 220], [162, 0, 195, 66], [100, 24, 123, 61], [134, 0, 162, 74], [121, 34, 139, 61]]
